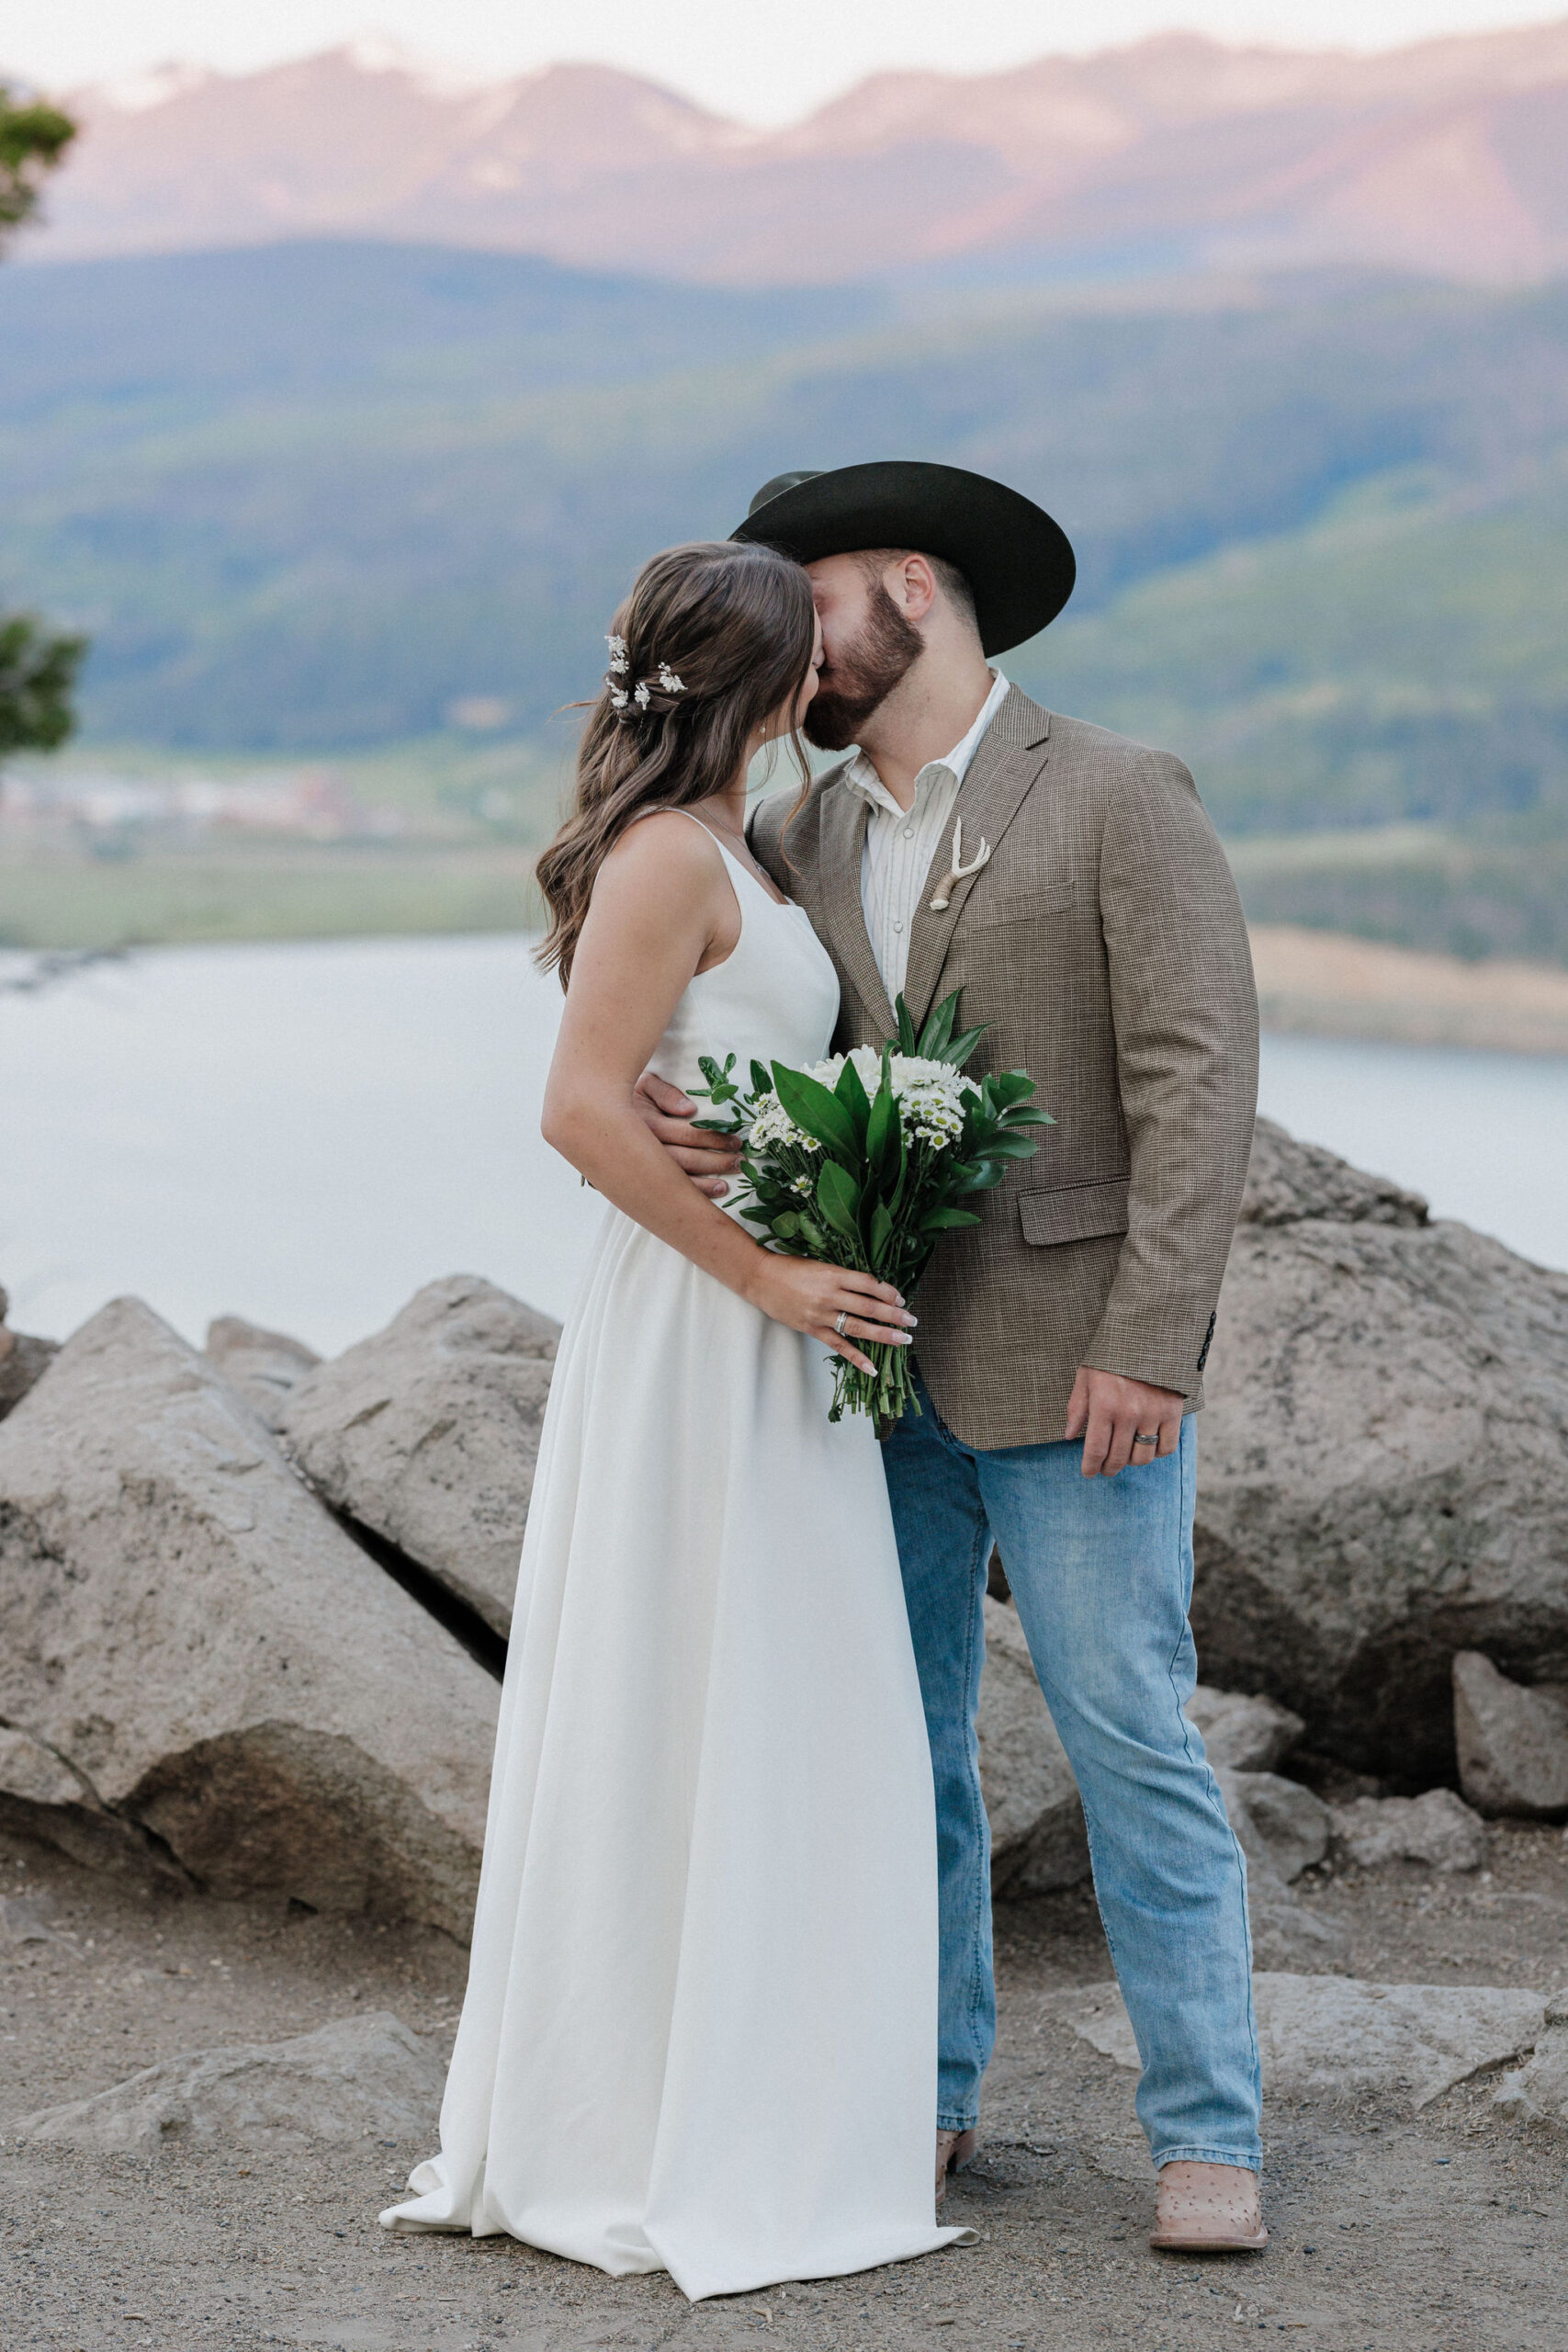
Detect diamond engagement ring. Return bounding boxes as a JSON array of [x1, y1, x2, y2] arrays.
[[1133, 1430, 1158, 1446], [834, 1312, 851, 1339]]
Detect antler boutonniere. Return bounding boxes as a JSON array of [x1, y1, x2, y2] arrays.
[[929, 816, 992, 910]]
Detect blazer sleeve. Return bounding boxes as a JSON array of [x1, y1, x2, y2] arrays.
[[1083, 752, 1258, 1396]]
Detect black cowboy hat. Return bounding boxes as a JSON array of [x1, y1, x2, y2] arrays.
[[731, 460, 1075, 655]]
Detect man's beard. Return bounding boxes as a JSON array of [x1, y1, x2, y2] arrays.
[[804, 582, 924, 751]]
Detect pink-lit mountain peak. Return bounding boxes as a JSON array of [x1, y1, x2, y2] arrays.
[[32, 20, 1568, 285]]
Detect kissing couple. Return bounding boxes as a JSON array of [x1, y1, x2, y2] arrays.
[[383, 462, 1265, 2297]]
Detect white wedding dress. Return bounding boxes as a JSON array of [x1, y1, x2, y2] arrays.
[[382, 823, 962, 2301]]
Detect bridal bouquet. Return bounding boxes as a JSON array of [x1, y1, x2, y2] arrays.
[[692, 991, 1051, 1430]]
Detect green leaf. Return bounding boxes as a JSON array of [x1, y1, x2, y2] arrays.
[[833, 1054, 872, 1140], [917, 990, 961, 1059], [921, 1205, 982, 1232], [894, 995, 919, 1055], [983, 1132, 1044, 1159], [772, 1210, 802, 1240], [942, 1022, 988, 1069], [750, 1059, 773, 1097], [796, 1216, 828, 1253], [815, 1159, 863, 1248], [869, 1201, 895, 1270], [772, 1062, 861, 1166], [865, 1062, 898, 1177]]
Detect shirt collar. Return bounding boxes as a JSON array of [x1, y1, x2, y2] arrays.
[[842, 670, 1010, 814]]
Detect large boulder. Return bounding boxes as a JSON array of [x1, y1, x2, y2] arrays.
[[0, 1285, 57, 1422], [204, 1314, 321, 1434], [1453, 1650, 1568, 1818], [0, 1298, 499, 1938], [1191, 1119, 1568, 1783], [278, 1275, 559, 1641], [1495, 1989, 1568, 2132], [1062, 1973, 1547, 2110], [13, 2012, 444, 2151]]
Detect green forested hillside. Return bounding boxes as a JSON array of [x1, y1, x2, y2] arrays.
[[2, 243, 1565, 957]]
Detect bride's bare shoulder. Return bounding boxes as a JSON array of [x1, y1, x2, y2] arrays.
[[598, 808, 726, 891]]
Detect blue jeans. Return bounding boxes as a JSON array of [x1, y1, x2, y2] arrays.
[[883, 1374, 1261, 2172]]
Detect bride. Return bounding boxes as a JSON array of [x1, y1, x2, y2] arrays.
[[381, 539, 964, 2299]]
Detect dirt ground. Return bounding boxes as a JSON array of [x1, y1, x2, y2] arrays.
[[3, 1820, 1566, 2352]]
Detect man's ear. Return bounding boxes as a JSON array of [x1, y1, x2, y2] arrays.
[[890, 553, 938, 626]]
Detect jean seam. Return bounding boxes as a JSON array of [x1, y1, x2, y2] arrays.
[[1154, 2146, 1261, 2174]]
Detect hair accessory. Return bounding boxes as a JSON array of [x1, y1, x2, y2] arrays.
[[604, 650, 687, 720]]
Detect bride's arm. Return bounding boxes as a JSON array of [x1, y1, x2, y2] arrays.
[[541, 815, 915, 1371]]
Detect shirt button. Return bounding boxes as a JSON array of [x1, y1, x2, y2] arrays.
[[902, 825, 914, 838], [892, 918, 904, 933]]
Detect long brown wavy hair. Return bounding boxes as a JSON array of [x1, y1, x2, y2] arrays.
[[536, 540, 817, 985]]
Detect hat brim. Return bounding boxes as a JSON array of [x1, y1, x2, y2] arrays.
[[731, 460, 1075, 656]]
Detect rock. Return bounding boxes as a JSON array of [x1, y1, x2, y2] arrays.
[[0, 1893, 67, 1946], [1213, 1766, 1342, 1969], [1192, 1119, 1568, 1782], [1331, 1788, 1488, 1872], [1185, 1685, 1304, 1772], [204, 1314, 321, 1433], [0, 1285, 58, 1422], [1238, 1120, 1430, 1230], [1494, 1989, 1568, 2131], [1453, 1651, 1568, 1819], [0, 1297, 500, 1937], [1061, 1973, 1546, 2110], [1225, 1770, 1332, 1883], [278, 1275, 559, 1641], [0, 1724, 179, 1880], [13, 2012, 444, 2150], [977, 1598, 1090, 1895]]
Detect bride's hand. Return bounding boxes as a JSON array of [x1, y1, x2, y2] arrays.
[[747, 1258, 917, 1375]]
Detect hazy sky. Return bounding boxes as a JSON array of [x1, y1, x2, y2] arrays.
[[6, 1, 1564, 124]]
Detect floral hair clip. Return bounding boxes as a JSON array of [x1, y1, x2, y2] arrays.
[[604, 648, 687, 719]]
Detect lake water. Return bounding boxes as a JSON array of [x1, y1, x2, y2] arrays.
[[3, 934, 1564, 1352]]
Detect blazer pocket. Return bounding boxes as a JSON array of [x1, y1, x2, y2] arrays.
[[964, 880, 1077, 932], [1018, 1177, 1131, 1248]]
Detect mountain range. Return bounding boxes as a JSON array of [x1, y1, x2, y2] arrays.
[[22, 21, 1568, 288]]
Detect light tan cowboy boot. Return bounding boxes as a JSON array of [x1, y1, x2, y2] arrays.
[[934, 2127, 978, 2205], [1149, 2160, 1268, 2253]]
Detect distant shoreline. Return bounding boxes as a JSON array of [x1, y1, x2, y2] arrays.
[[1250, 924, 1568, 1057]]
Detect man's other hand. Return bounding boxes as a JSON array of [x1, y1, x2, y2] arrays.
[[1066, 1365, 1186, 1477], [632, 1069, 744, 1199]]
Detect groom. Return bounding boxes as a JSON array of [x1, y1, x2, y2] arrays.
[[637, 462, 1264, 2253]]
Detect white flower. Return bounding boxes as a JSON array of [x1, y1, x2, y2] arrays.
[[746, 1092, 820, 1158], [608, 685, 628, 710], [800, 1048, 972, 1153], [655, 663, 685, 694], [634, 680, 651, 709], [605, 634, 629, 675]]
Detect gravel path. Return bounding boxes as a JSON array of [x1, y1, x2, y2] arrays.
[[4, 1822, 1565, 2350]]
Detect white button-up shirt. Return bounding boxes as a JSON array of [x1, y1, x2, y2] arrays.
[[841, 670, 1010, 1002]]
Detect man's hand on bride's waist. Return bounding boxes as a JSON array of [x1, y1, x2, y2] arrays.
[[633, 1069, 744, 1199]]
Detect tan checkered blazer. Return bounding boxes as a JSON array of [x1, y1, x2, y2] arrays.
[[749, 685, 1258, 1449]]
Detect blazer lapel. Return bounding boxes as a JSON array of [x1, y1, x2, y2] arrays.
[[900, 687, 1052, 1030], [817, 776, 897, 1039]]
